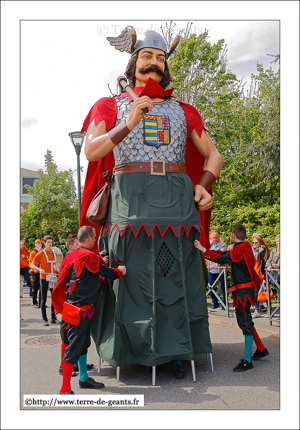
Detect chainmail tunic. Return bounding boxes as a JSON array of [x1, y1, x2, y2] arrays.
[[113, 97, 187, 165]]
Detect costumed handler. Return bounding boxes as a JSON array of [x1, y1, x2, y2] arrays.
[[195, 224, 270, 372], [80, 26, 223, 378], [52, 226, 126, 394]]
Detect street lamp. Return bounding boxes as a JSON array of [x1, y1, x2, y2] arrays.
[[69, 131, 86, 226]]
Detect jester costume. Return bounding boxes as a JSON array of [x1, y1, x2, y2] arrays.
[[202, 241, 269, 368], [52, 246, 123, 365], [79, 77, 214, 368]]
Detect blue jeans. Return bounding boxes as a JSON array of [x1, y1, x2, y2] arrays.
[[208, 272, 226, 306], [20, 267, 32, 295]]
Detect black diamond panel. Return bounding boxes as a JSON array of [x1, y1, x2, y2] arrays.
[[157, 242, 176, 277]]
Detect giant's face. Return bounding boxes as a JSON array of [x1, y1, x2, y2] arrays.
[[135, 48, 166, 86]]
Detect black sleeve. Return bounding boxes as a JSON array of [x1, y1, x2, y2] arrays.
[[210, 251, 234, 265], [98, 262, 120, 280]]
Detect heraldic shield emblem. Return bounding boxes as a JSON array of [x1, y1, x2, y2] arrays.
[[143, 115, 171, 148]]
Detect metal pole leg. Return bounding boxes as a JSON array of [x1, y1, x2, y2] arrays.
[[209, 353, 214, 372], [152, 366, 156, 386], [191, 360, 196, 382], [98, 357, 101, 374], [116, 366, 120, 382], [206, 353, 209, 362]]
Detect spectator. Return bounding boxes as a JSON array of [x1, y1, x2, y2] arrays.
[[251, 234, 270, 318], [29, 239, 43, 308], [207, 230, 227, 309], [20, 241, 33, 297], [266, 234, 280, 312], [30, 235, 59, 326], [52, 226, 126, 394]]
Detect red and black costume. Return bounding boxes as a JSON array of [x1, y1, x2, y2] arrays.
[[203, 241, 261, 336], [52, 246, 123, 365]]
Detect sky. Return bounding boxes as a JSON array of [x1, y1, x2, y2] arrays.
[[1, 2, 300, 430], [19, 19, 281, 187]]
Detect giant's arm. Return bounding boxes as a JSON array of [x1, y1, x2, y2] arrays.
[[84, 96, 154, 161], [189, 129, 223, 211]]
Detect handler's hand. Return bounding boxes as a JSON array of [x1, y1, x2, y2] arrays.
[[194, 185, 213, 211], [267, 265, 272, 271], [126, 96, 154, 130], [103, 255, 109, 264], [194, 240, 206, 253], [118, 265, 126, 276]]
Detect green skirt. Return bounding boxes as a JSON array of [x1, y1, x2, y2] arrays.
[[90, 172, 212, 367]]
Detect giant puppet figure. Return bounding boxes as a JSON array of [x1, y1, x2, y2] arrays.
[[80, 26, 223, 374]]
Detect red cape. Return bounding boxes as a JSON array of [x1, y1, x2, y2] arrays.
[[80, 78, 212, 252], [204, 241, 261, 290], [52, 247, 106, 314]]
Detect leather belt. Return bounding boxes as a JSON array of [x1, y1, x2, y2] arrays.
[[113, 161, 187, 176], [227, 282, 253, 294]]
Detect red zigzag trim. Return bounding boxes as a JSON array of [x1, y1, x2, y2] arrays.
[[101, 223, 202, 238]]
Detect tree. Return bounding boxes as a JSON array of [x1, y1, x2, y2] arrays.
[[165, 24, 280, 245], [20, 150, 79, 252]]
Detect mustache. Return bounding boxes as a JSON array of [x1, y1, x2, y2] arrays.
[[137, 64, 164, 77]]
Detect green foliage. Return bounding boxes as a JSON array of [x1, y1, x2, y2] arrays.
[[168, 28, 280, 241], [210, 203, 280, 250], [20, 150, 79, 253]]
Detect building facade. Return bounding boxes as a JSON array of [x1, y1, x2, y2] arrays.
[[20, 168, 40, 211]]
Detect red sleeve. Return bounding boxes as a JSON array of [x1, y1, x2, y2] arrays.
[[179, 102, 211, 250], [81, 97, 117, 132], [79, 98, 116, 252], [178, 102, 206, 140], [203, 249, 222, 260], [107, 267, 124, 280]]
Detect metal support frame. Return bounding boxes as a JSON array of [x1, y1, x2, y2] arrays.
[[152, 366, 156, 385], [113, 360, 202, 385], [206, 353, 214, 372], [265, 269, 280, 326], [206, 267, 229, 317]]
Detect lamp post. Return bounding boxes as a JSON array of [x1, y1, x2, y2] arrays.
[[69, 131, 86, 226]]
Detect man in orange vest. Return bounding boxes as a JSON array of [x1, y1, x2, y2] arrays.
[[30, 235, 58, 326], [20, 241, 33, 297], [29, 239, 43, 308]]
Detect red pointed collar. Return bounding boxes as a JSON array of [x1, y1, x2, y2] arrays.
[[120, 77, 175, 101]]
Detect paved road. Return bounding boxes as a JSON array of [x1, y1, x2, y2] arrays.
[[20, 291, 280, 413]]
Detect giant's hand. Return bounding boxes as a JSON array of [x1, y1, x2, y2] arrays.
[[126, 96, 154, 130], [194, 185, 213, 211]]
